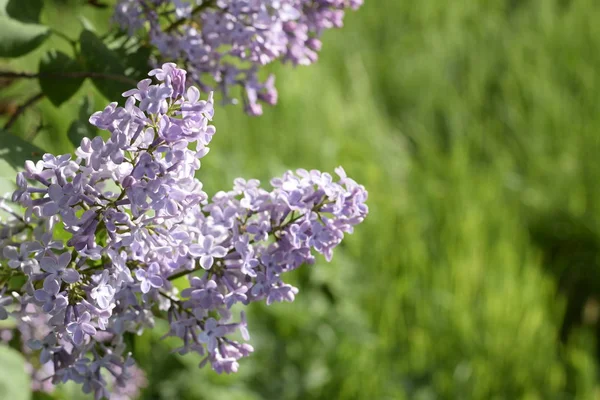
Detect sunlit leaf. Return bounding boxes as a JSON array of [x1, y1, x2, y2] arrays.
[[0, 345, 31, 400], [0, 16, 49, 58]]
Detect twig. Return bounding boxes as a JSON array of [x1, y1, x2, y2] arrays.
[[165, 0, 216, 33], [167, 262, 205, 281], [49, 28, 77, 48], [3, 92, 45, 131], [0, 71, 138, 86]]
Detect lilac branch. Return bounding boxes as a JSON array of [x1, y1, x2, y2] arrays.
[[164, 0, 216, 33], [3, 92, 45, 130], [0, 71, 138, 86]]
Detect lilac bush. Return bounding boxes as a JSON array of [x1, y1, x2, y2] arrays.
[[0, 64, 368, 398], [113, 0, 363, 115]]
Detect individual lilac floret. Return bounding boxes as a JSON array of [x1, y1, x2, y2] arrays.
[[27, 334, 62, 364], [0, 63, 368, 399], [3, 243, 36, 269], [66, 311, 97, 345], [189, 235, 227, 270], [90, 271, 116, 309], [135, 263, 164, 293], [33, 278, 68, 313], [198, 318, 227, 352], [112, 0, 363, 115], [40, 252, 80, 286]]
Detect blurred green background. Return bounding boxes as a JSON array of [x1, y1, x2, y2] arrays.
[[4, 0, 600, 398]]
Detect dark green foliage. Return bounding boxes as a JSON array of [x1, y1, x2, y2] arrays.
[[39, 51, 85, 106], [5, 0, 44, 23], [79, 30, 130, 103], [67, 96, 97, 147], [529, 212, 600, 357], [0, 0, 48, 58]]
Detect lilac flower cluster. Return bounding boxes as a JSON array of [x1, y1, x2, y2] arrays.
[[0, 63, 367, 398], [113, 0, 363, 115]]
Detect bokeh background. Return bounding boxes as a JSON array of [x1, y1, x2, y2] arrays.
[[3, 0, 600, 398]]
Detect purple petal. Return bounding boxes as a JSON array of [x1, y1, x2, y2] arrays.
[[202, 236, 214, 250], [135, 269, 147, 281], [2, 246, 18, 260], [58, 252, 72, 269], [147, 262, 160, 275], [206, 280, 217, 290], [73, 329, 84, 346], [97, 296, 110, 310], [91, 136, 104, 151], [211, 245, 228, 258], [148, 275, 163, 288], [198, 331, 209, 344], [188, 244, 204, 257], [40, 349, 52, 364], [27, 339, 42, 351], [41, 202, 59, 217], [140, 280, 151, 294], [43, 277, 60, 295], [171, 231, 189, 241], [200, 255, 213, 270], [66, 323, 77, 335], [34, 290, 50, 302], [80, 312, 91, 323], [166, 199, 178, 216], [204, 318, 217, 331], [40, 257, 58, 273], [214, 326, 228, 337], [48, 184, 63, 201], [54, 296, 67, 310], [26, 242, 43, 253], [81, 323, 96, 336], [122, 88, 139, 97], [42, 301, 54, 313], [208, 337, 217, 352], [61, 269, 80, 284], [240, 315, 250, 341]]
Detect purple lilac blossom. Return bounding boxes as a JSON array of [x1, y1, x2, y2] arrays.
[[0, 63, 368, 398], [113, 0, 363, 115]]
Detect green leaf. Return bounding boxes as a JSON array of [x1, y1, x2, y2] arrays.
[[0, 16, 49, 58], [39, 51, 85, 107], [78, 15, 95, 32], [32, 392, 54, 400], [111, 36, 152, 82], [124, 331, 136, 355], [53, 381, 93, 400], [8, 275, 26, 292], [79, 30, 130, 102], [67, 96, 97, 147], [126, 46, 152, 81], [0, 130, 44, 195], [0, 345, 31, 400], [5, 0, 43, 23]]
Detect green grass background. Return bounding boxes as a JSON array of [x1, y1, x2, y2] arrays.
[[4, 0, 600, 398]]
